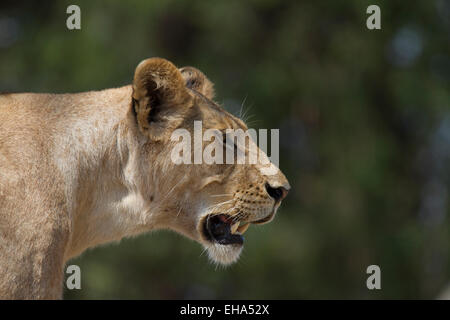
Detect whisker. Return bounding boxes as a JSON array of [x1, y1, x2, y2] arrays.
[[240, 102, 254, 123], [199, 246, 209, 258], [205, 199, 233, 210], [245, 119, 260, 127], [224, 206, 236, 213], [176, 206, 182, 218], [230, 211, 243, 223], [239, 95, 248, 119], [157, 175, 188, 207], [209, 194, 232, 198]]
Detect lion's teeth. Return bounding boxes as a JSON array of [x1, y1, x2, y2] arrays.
[[230, 222, 240, 234], [237, 223, 250, 234]]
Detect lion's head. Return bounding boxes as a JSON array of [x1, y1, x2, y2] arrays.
[[129, 58, 289, 265]]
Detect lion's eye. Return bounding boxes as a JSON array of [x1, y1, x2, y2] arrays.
[[222, 133, 237, 151], [221, 132, 238, 164]]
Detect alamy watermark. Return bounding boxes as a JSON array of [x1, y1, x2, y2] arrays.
[[366, 5, 381, 30], [65, 4, 380, 31], [66, 265, 81, 290], [66, 5, 81, 30], [366, 265, 381, 290], [170, 121, 280, 176]]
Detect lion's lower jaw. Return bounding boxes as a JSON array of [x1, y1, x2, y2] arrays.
[[204, 243, 243, 266]]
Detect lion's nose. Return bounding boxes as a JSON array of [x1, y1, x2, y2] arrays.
[[265, 182, 288, 202]]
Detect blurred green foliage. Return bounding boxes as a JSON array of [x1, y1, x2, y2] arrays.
[[1, 0, 449, 299]]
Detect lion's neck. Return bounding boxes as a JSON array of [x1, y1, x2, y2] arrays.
[[57, 86, 154, 261]]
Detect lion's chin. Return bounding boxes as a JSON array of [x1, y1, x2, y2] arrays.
[[204, 242, 243, 266]]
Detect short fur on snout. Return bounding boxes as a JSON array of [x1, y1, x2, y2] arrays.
[[0, 57, 289, 299]]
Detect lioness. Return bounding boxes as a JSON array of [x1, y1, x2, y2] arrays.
[[0, 58, 289, 299]]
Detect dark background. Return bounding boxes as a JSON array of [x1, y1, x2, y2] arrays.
[[0, 0, 449, 299]]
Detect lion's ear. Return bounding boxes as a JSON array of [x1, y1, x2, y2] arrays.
[[179, 66, 215, 100], [132, 58, 192, 140]]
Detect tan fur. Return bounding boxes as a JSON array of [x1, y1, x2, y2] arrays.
[[0, 58, 289, 299]]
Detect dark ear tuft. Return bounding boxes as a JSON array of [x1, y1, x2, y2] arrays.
[[132, 58, 192, 140], [179, 66, 215, 100]]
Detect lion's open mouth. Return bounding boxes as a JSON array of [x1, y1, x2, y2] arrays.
[[202, 214, 250, 245]]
